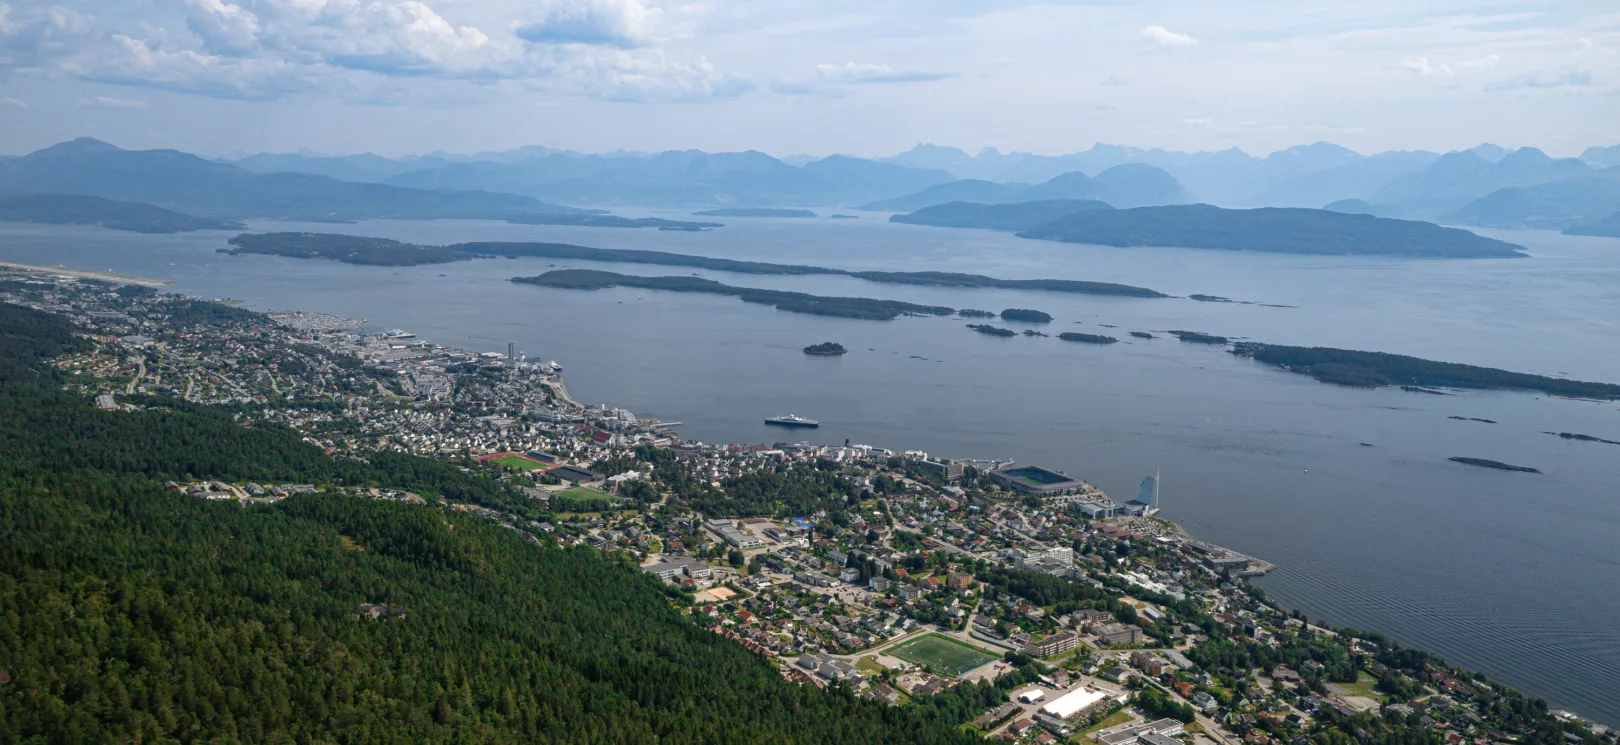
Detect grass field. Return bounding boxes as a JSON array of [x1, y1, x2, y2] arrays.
[[554, 486, 617, 502], [1334, 672, 1381, 699], [490, 455, 548, 471], [887, 634, 998, 676]]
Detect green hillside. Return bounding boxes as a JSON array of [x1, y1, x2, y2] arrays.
[[0, 301, 977, 745]]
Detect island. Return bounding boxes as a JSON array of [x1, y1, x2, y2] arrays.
[[966, 324, 1016, 337], [803, 342, 848, 356], [692, 208, 817, 218], [224, 232, 1170, 299], [0, 194, 244, 233], [1449, 457, 1541, 473], [891, 199, 1114, 232], [1231, 343, 1620, 400], [1130, 331, 1155, 339], [1022, 330, 1047, 337], [511, 269, 954, 321], [1000, 308, 1053, 323], [1544, 431, 1620, 446], [1015, 204, 1529, 258], [958, 309, 996, 318], [829, 214, 858, 219], [1058, 332, 1119, 344], [1169, 330, 1230, 344]]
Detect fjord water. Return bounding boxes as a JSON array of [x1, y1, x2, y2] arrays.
[[3, 216, 1618, 724]]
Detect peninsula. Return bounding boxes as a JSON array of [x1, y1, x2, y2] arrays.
[[1016, 204, 1528, 258], [1231, 343, 1620, 400], [0, 194, 244, 233], [511, 269, 954, 321], [223, 232, 1171, 298]]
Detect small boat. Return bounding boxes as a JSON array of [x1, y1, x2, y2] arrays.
[[765, 414, 819, 428]]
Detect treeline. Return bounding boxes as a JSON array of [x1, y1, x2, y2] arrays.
[[0, 300, 987, 744]]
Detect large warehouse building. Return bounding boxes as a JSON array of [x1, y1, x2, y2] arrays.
[[1036, 688, 1119, 734]]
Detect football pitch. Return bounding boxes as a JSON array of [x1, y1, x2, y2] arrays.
[[491, 455, 548, 471], [887, 634, 998, 676]]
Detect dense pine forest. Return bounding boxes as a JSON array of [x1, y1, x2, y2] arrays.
[[0, 301, 981, 744]]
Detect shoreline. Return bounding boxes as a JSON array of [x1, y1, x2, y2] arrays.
[[1, 261, 176, 287]]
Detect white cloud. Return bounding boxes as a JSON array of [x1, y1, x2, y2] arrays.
[[1397, 55, 1453, 75], [1, 95, 26, 107], [1179, 117, 1213, 126], [814, 62, 953, 84], [1459, 54, 1501, 69], [79, 95, 147, 109], [1483, 68, 1593, 92], [515, 0, 662, 48], [0, 2, 96, 73], [1140, 25, 1197, 47]]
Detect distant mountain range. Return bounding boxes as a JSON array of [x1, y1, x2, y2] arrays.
[[8, 137, 1619, 234], [1563, 210, 1620, 238], [858, 165, 1190, 212], [891, 199, 1114, 231], [0, 138, 587, 222], [374, 151, 952, 208], [894, 201, 1524, 258], [0, 194, 243, 233]]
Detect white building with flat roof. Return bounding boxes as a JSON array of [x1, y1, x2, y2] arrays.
[[1037, 688, 1117, 733]]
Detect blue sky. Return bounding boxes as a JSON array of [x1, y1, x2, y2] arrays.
[[1, 0, 1615, 157]]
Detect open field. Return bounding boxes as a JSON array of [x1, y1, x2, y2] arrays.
[[887, 634, 998, 676]]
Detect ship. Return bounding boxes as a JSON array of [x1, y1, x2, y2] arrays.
[[765, 414, 820, 428], [381, 328, 417, 339]]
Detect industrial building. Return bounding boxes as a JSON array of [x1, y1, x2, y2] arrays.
[[1036, 688, 1116, 734]]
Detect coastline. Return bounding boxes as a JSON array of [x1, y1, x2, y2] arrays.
[[1, 261, 175, 287]]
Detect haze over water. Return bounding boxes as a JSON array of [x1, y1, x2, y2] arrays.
[[3, 216, 1617, 725]]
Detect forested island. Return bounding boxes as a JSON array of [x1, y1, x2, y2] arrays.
[[1170, 330, 1231, 344], [1058, 332, 1119, 344], [1000, 308, 1053, 323], [1016, 204, 1529, 258], [803, 342, 848, 355], [958, 309, 996, 318], [1450, 457, 1541, 473], [1231, 343, 1620, 400], [966, 324, 1016, 337], [1130, 331, 1155, 339], [692, 208, 817, 218], [0, 194, 244, 233], [512, 269, 954, 321], [224, 232, 1171, 299]]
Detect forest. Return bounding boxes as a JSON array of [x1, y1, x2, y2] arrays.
[[0, 300, 985, 744]]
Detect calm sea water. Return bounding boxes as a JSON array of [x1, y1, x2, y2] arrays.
[[3, 216, 1618, 724]]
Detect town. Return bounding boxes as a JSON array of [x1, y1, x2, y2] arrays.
[[2, 267, 1611, 745]]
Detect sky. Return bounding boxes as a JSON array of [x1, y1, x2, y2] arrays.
[[0, 0, 1617, 158]]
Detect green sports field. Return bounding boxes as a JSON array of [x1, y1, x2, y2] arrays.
[[491, 455, 548, 471], [887, 634, 997, 676]]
